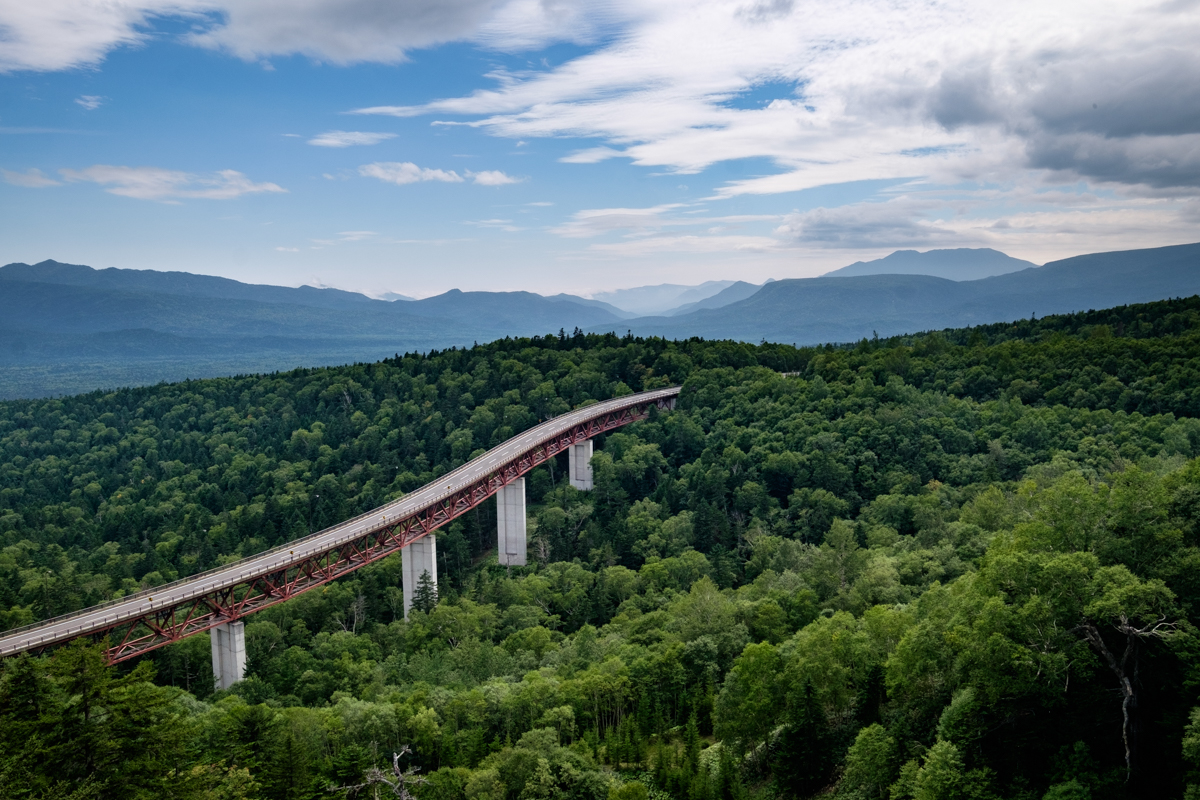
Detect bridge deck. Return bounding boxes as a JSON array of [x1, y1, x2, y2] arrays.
[[0, 386, 679, 660]]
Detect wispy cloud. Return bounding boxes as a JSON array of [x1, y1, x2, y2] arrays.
[[2, 168, 61, 188], [308, 130, 397, 147], [359, 162, 464, 185], [560, 146, 624, 164], [349, 1, 1200, 210], [309, 230, 381, 246], [74, 95, 104, 110], [467, 169, 520, 185], [775, 197, 965, 249], [358, 162, 520, 186], [58, 165, 286, 201], [0, 0, 613, 73], [551, 204, 689, 238], [590, 234, 779, 256], [465, 218, 523, 231]]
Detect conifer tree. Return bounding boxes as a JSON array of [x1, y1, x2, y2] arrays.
[[412, 570, 438, 614], [685, 710, 702, 774], [771, 680, 832, 798]]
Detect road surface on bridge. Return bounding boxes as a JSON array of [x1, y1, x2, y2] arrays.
[[0, 385, 680, 660]]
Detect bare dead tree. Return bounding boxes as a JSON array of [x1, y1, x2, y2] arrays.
[[329, 745, 427, 800], [1077, 614, 1178, 781], [337, 593, 367, 634], [532, 535, 552, 567]]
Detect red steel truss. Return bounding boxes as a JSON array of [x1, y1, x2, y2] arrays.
[[35, 392, 676, 664]]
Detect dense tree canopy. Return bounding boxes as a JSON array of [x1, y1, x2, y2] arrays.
[[3, 298, 1200, 800]]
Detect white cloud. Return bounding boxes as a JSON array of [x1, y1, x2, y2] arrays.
[[74, 95, 105, 110], [465, 218, 523, 231], [0, 0, 174, 72], [775, 197, 966, 249], [4, 0, 1197, 264], [352, 0, 1200, 200], [548, 188, 1199, 265], [550, 203, 775, 239], [0, 0, 599, 73], [275, 246, 300, 251], [590, 233, 779, 256], [58, 165, 286, 201], [187, 0, 498, 64], [2, 168, 62, 188], [357, 162, 519, 186], [560, 146, 624, 164], [550, 203, 689, 238], [310, 230, 379, 245], [773, 190, 1200, 263], [467, 169, 520, 185], [307, 130, 397, 147], [358, 161, 464, 184]]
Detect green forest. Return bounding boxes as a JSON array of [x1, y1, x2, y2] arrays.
[[3, 297, 1200, 800]]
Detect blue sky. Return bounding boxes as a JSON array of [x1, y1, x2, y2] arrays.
[[2, 0, 1198, 298]]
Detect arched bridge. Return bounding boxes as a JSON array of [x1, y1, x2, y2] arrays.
[[0, 386, 679, 677]]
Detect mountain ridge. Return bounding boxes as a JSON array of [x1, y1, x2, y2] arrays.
[[4, 242, 1199, 398], [596, 242, 1200, 344], [822, 247, 1038, 281]]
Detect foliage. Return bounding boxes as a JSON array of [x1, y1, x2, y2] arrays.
[[2, 297, 1200, 799]]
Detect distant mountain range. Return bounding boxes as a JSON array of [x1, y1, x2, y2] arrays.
[[588, 281, 735, 316], [2, 242, 1198, 398], [666, 280, 772, 316], [0, 261, 626, 398], [599, 242, 1200, 344], [823, 248, 1036, 280]]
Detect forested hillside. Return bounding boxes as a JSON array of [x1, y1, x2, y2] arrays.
[[3, 298, 1200, 800]]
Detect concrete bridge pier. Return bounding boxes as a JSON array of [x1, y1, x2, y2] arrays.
[[569, 440, 594, 490], [497, 477, 527, 566], [402, 535, 437, 618], [211, 621, 246, 690]]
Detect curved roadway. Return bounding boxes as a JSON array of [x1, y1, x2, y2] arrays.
[[0, 386, 680, 658]]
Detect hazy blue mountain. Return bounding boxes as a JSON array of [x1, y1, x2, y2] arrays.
[[823, 248, 1037, 280], [4, 243, 1196, 398], [589, 281, 734, 315], [597, 242, 1200, 344], [376, 291, 416, 301], [0, 259, 379, 311], [405, 289, 621, 330], [0, 261, 622, 398], [667, 280, 770, 315], [0, 262, 620, 337], [543, 293, 635, 319]]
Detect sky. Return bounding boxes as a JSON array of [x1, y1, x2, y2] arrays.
[[1, 0, 1198, 299]]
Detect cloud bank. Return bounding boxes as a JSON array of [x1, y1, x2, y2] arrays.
[[343, 0, 1200, 206], [0, 0, 603, 72], [58, 165, 286, 200], [3, 0, 1197, 272]]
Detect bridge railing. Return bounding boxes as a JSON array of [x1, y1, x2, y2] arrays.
[[0, 386, 680, 651]]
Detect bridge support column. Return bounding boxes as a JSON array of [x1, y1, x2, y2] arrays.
[[402, 535, 437, 618], [497, 478, 526, 566], [569, 440, 594, 490], [211, 621, 246, 690]]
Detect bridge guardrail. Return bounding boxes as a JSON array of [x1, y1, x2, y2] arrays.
[[0, 386, 679, 654]]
